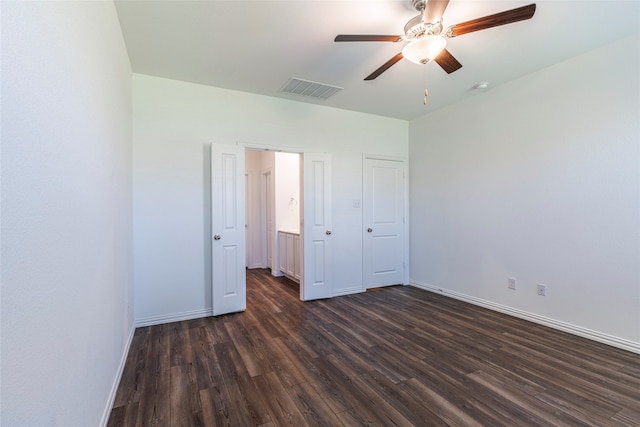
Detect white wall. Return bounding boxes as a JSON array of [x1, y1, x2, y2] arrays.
[[409, 34, 640, 350], [132, 74, 407, 322], [1, 2, 133, 425]]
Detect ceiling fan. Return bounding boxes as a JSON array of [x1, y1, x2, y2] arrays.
[[335, 0, 536, 80]]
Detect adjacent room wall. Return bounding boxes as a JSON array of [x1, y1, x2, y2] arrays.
[[132, 74, 407, 323], [1, 1, 134, 425], [409, 34, 640, 351], [275, 152, 301, 234], [245, 149, 271, 269]]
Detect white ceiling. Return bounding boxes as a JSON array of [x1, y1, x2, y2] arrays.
[[115, 0, 640, 121]]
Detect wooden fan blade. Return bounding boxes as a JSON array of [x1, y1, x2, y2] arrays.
[[447, 3, 536, 37], [364, 53, 404, 80], [335, 35, 402, 42], [434, 49, 462, 74], [423, 0, 450, 24]]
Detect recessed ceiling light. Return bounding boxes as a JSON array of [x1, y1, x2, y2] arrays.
[[473, 81, 489, 90]]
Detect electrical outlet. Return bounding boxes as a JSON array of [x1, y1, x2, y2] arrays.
[[508, 277, 516, 290], [537, 284, 547, 296]]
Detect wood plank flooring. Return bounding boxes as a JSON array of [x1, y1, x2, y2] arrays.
[[108, 269, 640, 426]]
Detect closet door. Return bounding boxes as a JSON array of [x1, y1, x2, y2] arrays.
[[363, 156, 406, 288]]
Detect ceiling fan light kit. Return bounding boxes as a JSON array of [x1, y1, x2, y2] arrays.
[[402, 35, 447, 64]]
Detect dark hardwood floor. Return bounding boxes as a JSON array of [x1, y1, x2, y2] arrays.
[[108, 269, 640, 426]]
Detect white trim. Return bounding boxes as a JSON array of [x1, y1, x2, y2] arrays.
[[135, 308, 213, 328], [363, 153, 407, 162], [100, 324, 136, 427], [409, 280, 640, 355], [237, 140, 305, 154]]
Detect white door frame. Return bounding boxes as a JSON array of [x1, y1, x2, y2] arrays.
[[245, 173, 251, 268], [261, 168, 274, 269], [363, 153, 410, 287]]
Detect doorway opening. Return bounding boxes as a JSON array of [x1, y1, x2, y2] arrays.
[[211, 143, 332, 315], [245, 149, 301, 289]]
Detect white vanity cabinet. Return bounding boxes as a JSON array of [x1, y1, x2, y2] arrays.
[[278, 231, 301, 283]]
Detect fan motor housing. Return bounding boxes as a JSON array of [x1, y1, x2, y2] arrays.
[[404, 15, 443, 40]]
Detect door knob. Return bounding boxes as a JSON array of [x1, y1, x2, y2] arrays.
[[367, 228, 373, 233], [213, 234, 221, 240], [326, 230, 332, 235]]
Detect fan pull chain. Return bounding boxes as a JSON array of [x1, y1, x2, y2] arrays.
[[423, 67, 429, 105]]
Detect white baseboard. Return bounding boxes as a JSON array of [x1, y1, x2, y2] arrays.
[[409, 280, 640, 355], [100, 324, 136, 427], [135, 308, 213, 328]]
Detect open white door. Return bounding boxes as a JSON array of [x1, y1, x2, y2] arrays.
[[301, 153, 332, 300], [363, 157, 405, 288], [211, 143, 246, 315]]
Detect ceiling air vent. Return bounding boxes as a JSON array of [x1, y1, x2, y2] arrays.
[[280, 77, 342, 100]]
